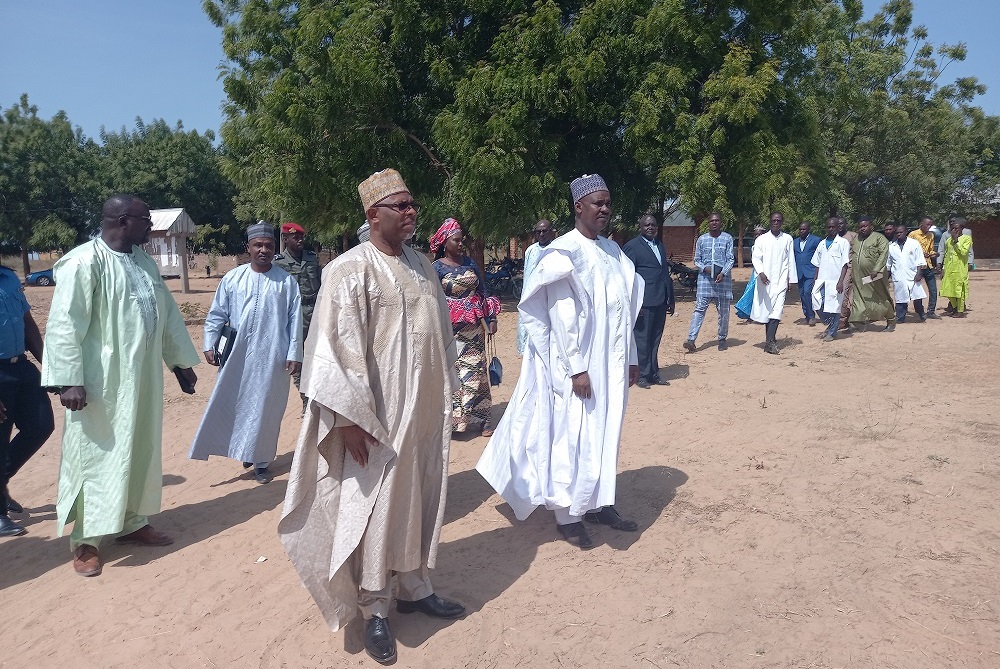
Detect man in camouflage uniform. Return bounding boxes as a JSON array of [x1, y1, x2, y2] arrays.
[[274, 222, 321, 397]]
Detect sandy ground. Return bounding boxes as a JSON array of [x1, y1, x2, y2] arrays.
[[2, 263, 999, 669]]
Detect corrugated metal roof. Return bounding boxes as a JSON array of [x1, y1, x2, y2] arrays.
[[150, 208, 196, 234]]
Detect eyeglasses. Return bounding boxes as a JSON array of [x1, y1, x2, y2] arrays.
[[121, 214, 153, 225], [534, 229, 553, 236], [373, 200, 420, 214]]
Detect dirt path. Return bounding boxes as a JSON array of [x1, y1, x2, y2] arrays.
[[2, 267, 998, 668]]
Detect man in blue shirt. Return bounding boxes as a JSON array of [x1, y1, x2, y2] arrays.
[[684, 213, 735, 352], [793, 222, 822, 325], [0, 265, 55, 536]]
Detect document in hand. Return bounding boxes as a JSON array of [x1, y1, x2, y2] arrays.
[[861, 272, 883, 285], [215, 324, 237, 367]]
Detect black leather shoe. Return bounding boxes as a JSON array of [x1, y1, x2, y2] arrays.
[[584, 506, 639, 531], [396, 593, 466, 619], [718, 339, 728, 351], [4, 487, 23, 514], [255, 467, 273, 484], [242, 462, 253, 469], [636, 379, 650, 389], [651, 377, 670, 386], [0, 515, 26, 537], [364, 616, 396, 664], [556, 521, 594, 550]]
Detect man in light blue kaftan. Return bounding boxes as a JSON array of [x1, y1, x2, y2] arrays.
[[189, 223, 302, 484], [42, 195, 200, 577]]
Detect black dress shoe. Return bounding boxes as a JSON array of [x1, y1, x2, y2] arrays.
[[255, 467, 273, 484], [242, 462, 253, 469], [0, 515, 26, 537], [4, 487, 23, 514], [651, 378, 670, 386], [556, 521, 594, 550], [718, 339, 728, 351], [635, 379, 650, 389], [396, 593, 466, 619], [584, 506, 638, 531], [364, 616, 396, 664]]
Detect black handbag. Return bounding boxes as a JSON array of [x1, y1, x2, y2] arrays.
[[486, 332, 502, 386]]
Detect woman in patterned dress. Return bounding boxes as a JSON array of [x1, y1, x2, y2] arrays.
[[430, 219, 501, 436]]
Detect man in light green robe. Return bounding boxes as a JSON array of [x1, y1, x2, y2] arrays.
[[940, 220, 973, 314], [41, 195, 200, 577], [849, 216, 896, 331]]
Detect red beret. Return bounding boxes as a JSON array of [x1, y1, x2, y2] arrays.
[[281, 222, 305, 234]]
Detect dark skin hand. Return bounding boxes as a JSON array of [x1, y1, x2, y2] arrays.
[[286, 360, 302, 375], [344, 424, 375, 467], [204, 350, 219, 366], [573, 365, 640, 399], [176, 367, 198, 391], [61, 386, 87, 411]]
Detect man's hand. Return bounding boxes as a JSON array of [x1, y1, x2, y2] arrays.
[[714, 272, 724, 284], [870, 272, 879, 280], [204, 350, 218, 366], [61, 386, 87, 411], [836, 280, 844, 293], [286, 360, 302, 375], [176, 367, 197, 393], [702, 266, 712, 275], [343, 425, 374, 467], [759, 273, 770, 285], [628, 365, 640, 387], [571, 371, 592, 400], [0, 400, 6, 423]]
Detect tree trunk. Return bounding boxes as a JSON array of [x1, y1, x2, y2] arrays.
[[736, 220, 745, 269], [21, 247, 30, 278], [468, 237, 486, 273]]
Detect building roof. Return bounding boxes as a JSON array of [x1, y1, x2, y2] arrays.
[[150, 208, 196, 235]]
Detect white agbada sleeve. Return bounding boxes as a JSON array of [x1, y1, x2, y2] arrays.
[[285, 280, 303, 362], [548, 282, 588, 376]]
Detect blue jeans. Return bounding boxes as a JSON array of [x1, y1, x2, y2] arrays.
[[922, 268, 937, 313], [798, 276, 815, 320]]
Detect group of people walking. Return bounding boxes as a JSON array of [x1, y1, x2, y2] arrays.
[[0, 171, 979, 665]]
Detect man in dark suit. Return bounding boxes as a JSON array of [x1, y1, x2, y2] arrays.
[[793, 221, 822, 325], [622, 215, 674, 388]]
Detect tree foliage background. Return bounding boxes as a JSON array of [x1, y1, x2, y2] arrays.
[[207, 0, 1000, 242]]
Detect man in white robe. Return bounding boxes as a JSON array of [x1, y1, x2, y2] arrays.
[[42, 195, 200, 577], [516, 219, 556, 354], [477, 174, 643, 551], [887, 223, 928, 323], [189, 223, 302, 484], [809, 217, 851, 342], [750, 212, 796, 354], [279, 169, 464, 665]]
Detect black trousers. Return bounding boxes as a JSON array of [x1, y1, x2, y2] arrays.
[[0, 358, 55, 515], [634, 303, 667, 382]]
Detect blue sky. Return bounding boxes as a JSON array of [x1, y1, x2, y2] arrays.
[[1, 0, 997, 141]]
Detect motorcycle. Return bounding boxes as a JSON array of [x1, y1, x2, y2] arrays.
[[666, 259, 699, 291], [485, 257, 523, 297]]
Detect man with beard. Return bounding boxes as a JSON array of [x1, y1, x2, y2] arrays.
[[279, 169, 465, 664], [849, 216, 895, 331], [477, 174, 643, 551], [624, 214, 674, 384]]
